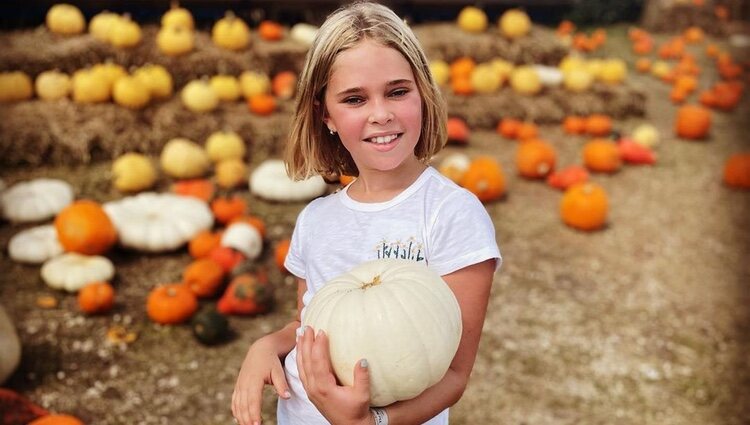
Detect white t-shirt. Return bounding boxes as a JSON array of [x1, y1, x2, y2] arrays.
[[278, 166, 502, 425]]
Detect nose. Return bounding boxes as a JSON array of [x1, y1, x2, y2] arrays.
[[368, 98, 393, 125]]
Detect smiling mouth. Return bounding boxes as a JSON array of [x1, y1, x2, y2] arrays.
[[364, 133, 402, 144]]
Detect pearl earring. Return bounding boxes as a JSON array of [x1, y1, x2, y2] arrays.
[[329, 128, 335, 135]]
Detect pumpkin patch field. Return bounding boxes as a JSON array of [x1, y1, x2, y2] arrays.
[[1, 2, 749, 424]]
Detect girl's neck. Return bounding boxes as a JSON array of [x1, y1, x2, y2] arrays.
[[347, 159, 427, 203]]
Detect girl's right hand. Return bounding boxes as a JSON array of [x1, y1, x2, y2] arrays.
[[231, 337, 292, 425]]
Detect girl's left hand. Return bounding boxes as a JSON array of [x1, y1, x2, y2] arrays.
[[296, 326, 372, 425]]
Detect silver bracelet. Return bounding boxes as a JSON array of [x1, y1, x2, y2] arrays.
[[370, 407, 389, 425]]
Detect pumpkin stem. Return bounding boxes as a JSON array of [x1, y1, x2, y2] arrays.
[[361, 274, 382, 290]]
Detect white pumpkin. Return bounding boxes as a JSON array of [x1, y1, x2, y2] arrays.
[[302, 259, 462, 406], [631, 124, 660, 148], [250, 159, 327, 202], [1, 178, 74, 223], [41, 253, 115, 293], [221, 222, 262, 259], [533, 65, 563, 87], [289, 23, 318, 46], [8, 225, 64, 264], [104, 192, 213, 252], [0, 304, 21, 385]]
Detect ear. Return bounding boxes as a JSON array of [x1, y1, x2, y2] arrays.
[[318, 101, 336, 133]]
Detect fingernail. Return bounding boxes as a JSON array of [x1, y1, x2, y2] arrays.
[[283, 390, 291, 398], [317, 329, 324, 337], [295, 326, 304, 337], [360, 359, 368, 368]]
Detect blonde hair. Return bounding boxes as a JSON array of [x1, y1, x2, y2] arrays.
[[285, 1, 447, 179]]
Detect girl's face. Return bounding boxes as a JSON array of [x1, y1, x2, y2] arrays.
[[323, 39, 423, 174]]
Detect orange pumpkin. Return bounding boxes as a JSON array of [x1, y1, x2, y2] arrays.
[[210, 196, 247, 224], [497, 118, 522, 139], [171, 179, 215, 202], [723, 153, 750, 189], [29, 415, 84, 425], [447, 117, 470, 144], [583, 139, 622, 173], [209, 246, 246, 273], [55, 200, 117, 255], [78, 281, 115, 314], [562, 116, 586, 134], [247, 93, 276, 115], [451, 76, 474, 96], [675, 104, 711, 140], [274, 239, 291, 272], [217, 271, 273, 315], [516, 139, 556, 179], [560, 182, 609, 231], [584, 114, 613, 137], [146, 283, 198, 324], [188, 230, 222, 259], [271, 71, 297, 100], [459, 156, 506, 202], [449, 57, 476, 81], [516, 122, 539, 141], [258, 20, 283, 41], [183, 258, 226, 298], [546, 165, 589, 190]]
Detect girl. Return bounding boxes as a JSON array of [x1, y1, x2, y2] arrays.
[[232, 2, 501, 424]]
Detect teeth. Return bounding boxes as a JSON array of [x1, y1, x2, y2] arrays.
[[369, 134, 398, 144]]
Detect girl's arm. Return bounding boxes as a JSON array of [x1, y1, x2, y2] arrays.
[[298, 258, 496, 425], [232, 278, 307, 425], [382, 258, 495, 424]]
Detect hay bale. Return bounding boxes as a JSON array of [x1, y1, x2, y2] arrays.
[[0, 99, 294, 167], [414, 23, 568, 65]]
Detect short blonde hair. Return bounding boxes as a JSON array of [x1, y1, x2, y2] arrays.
[[285, 1, 447, 179]]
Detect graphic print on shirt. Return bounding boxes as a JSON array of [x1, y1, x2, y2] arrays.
[[374, 236, 425, 262]]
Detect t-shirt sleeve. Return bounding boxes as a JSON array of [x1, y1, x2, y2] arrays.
[[284, 205, 309, 280], [427, 189, 502, 276]]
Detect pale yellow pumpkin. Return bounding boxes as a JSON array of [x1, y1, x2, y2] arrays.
[[46, 3, 85, 36], [598, 58, 628, 84], [161, 2, 194, 30], [112, 153, 158, 192], [160, 138, 211, 179], [0, 72, 33, 102], [72, 69, 110, 103], [471, 63, 503, 93], [212, 12, 250, 51], [133, 64, 173, 99], [89, 11, 120, 42], [109, 15, 142, 48], [209, 75, 242, 101], [215, 159, 248, 189], [35, 70, 72, 100], [113, 75, 151, 109], [499, 9, 531, 39], [631, 124, 660, 148], [457, 6, 488, 33], [489, 58, 515, 80], [205, 130, 246, 162], [563, 68, 594, 92], [510, 66, 541, 95], [429, 60, 450, 86], [181, 79, 219, 113], [239, 71, 271, 98], [91, 62, 127, 90], [157, 25, 194, 56], [438, 153, 471, 184]]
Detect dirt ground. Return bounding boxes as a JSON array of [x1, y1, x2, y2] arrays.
[[2, 24, 750, 425]]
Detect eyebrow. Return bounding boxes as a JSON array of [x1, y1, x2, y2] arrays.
[[334, 79, 414, 97]]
